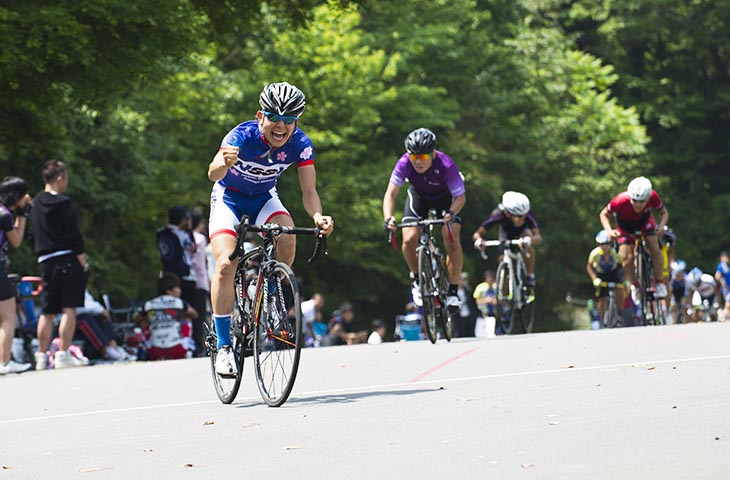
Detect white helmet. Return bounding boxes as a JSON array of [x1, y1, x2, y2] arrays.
[[259, 82, 306, 117], [627, 176, 652, 202], [501, 191, 530, 216]]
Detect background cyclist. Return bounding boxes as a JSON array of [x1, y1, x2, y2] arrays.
[[207, 82, 334, 377], [586, 230, 625, 322], [669, 259, 689, 323], [599, 176, 669, 303], [714, 251, 730, 322], [659, 225, 676, 312], [686, 267, 722, 322], [382, 128, 466, 311], [472, 191, 542, 298]]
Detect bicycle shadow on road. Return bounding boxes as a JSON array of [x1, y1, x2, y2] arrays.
[[233, 387, 442, 408]]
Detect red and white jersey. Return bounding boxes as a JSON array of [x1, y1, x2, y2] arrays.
[[607, 190, 664, 222]]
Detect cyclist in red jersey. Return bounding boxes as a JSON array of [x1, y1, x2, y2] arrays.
[[599, 176, 669, 300]]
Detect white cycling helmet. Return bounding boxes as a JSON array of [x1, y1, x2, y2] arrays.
[[501, 191, 530, 216], [627, 176, 652, 202], [687, 267, 703, 285], [259, 82, 306, 117], [595, 230, 610, 244], [671, 259, 686, 273]]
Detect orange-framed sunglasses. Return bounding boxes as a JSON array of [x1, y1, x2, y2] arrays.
[[408, 153, 432, 161]]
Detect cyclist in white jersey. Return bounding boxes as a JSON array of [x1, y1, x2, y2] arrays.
[[207, 83, 333, 376]]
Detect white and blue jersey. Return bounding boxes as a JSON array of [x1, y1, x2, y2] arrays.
[[217, 121, 314, 196], [209, 121, 314, 239]]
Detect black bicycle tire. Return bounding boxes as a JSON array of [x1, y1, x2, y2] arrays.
[[208, 304, 245, 404], [253, 262, 302, 407], [418, 247, 438, 344], [604, 293, 618, 328], [15, 305, 36, 368], [516, 260, 535, 333], [435, 256, 453, 341], [494, 263, 518, 334]]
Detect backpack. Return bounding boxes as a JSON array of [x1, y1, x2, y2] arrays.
[[156, 226, 190, 278]]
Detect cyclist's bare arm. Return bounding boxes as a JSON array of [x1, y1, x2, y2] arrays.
[[523, 227, 542, 246], [382, 182, 401, 230], [598, 206, 616, 240], [443, 193, 465, 223], [208, 146, 239, 181], [472, 226, 488, 250], [297, 164, 334, 235], [655, 205, 669, 232]]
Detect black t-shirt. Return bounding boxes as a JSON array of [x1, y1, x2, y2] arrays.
[[0, 204, 14, 251]]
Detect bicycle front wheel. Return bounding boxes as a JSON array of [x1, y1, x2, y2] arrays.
[[516, 261, 535, 333], [495, 263, 519, 334], [603, 293, 618, 328], [208, 304, 245, 404], [435, 256, 453, 341], [253, 262, 302, 407], [418, 248, 438, 343]]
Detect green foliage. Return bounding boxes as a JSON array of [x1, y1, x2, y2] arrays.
[[1, 0, 721, 332]]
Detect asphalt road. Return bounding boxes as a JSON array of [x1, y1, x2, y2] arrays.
[[2, 322, 729, 480]]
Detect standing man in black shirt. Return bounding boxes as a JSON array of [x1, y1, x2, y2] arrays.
[[30, 160, 89, 369]]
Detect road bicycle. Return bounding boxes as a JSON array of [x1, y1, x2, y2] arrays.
[[597, 281, 625, 328], [8, 274, 42, 367], [626, 233, 667, 326], [476, 238, 534, 334], [206, 216, 327, 407], [388, 210, 454, 343]]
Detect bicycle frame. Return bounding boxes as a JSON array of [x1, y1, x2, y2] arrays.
[[478, 238, 534, 334], [389, 211, 454, 343]]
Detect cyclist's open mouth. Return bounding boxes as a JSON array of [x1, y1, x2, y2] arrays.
[[272, 131, 287, 142]]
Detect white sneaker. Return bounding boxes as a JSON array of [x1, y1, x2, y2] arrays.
[[54, 350, 82, 369], [0, 360, 31, 375], [655, 282, 667, 299], [446, 295, 461, 311], [215, 346, 237, 377], [411, 281, 423, 307], [35, 351, 49, 370]]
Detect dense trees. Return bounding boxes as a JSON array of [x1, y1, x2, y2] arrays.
[[1, 0, 725, 330]]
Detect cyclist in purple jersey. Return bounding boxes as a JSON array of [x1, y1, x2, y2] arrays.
[[207, 82, 333, 377], [472, 191, 542, 292], [383, 128, 466, 311]]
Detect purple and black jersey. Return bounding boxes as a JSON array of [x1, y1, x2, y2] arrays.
[[480, 206, 539, 239], [0, 204, 14, 251], [389, 150, 465, 201], [217, 120, 314, 196]]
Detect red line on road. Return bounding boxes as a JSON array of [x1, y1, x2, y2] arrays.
[[408, 347, 480, 383]]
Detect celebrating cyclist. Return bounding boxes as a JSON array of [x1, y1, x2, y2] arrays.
[[472, 191, 542, 296], [599, 176, 669, 302], [207, 82, 334, 377], [382, 128, 466, 310], [586, 230, 625, 321]]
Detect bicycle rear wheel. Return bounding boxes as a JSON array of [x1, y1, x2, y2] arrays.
[[418, 248, 438, 343], [207, 304, 245, 404], [253, 262, 302, 407], [603, 293, 618, 328], [495, 263, 519, 334]]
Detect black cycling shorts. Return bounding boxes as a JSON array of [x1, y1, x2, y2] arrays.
[[40, 254, 87, 314], [402, 187, 461, 223], [0, 272, 13, 302]]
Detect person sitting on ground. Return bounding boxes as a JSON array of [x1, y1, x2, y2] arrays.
[[367, 319, 387, 345], [136, 273, 197, 360], [75, 289, 134, 362]]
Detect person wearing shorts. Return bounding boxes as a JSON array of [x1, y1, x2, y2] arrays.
[[0, 176, 33, 374], [207, 82, 334, 377], [30, 160, 89, 370], [382, 128, 466, 310]]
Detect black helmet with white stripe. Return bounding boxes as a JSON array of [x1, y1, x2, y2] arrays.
[[405, 128, 436, 154], [259, 82, 306, 117]]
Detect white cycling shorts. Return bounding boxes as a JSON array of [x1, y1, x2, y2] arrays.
[[208, 183, 290, 240]]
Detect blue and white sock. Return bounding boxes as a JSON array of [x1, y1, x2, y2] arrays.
[[214, 314, 232, 348]]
